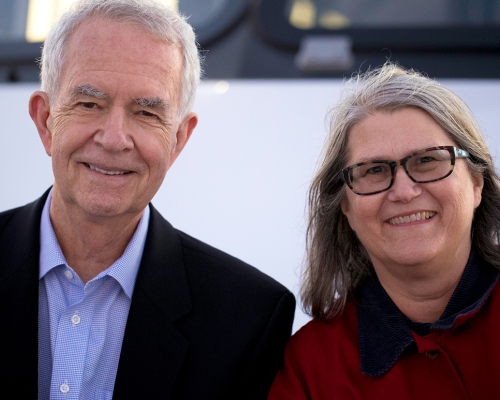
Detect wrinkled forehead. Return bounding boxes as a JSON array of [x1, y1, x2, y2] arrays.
[[55, 18, 183, 109]]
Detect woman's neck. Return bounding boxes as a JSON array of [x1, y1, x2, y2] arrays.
[[373, 248, 470, 323]]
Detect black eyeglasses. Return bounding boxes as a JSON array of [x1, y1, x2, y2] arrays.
[[341, 146, 470, 195]]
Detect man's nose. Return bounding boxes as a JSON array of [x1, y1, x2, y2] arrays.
[[386, 165, 422, 202], [93, 107, 134, 152]]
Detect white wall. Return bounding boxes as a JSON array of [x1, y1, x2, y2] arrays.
[[1, 79, 499, 332]]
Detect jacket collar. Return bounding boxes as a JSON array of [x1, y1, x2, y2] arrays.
[[357, 250, 499, 377]]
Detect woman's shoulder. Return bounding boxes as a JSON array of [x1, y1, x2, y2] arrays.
[[274, 297, 361, 390], [288, 298, 359, 354]]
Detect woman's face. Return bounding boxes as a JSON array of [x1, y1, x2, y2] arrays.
[[341, 107, 483, 278]]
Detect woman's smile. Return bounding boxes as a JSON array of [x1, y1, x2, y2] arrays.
[[388, 211, 435, 225]]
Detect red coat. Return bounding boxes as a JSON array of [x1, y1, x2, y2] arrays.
[[269, 277, 500, 399]]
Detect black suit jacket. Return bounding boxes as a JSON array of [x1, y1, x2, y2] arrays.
[[0, 190, 295, 399]]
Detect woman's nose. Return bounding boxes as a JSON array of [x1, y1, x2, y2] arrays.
[[386, 165, 422, 202]]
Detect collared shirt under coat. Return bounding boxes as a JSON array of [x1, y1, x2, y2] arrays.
[[38, 191, 150, 399]]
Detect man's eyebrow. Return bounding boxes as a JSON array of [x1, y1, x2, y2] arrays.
[[133, 97, 169, 111], [71, 84, 109, 99]]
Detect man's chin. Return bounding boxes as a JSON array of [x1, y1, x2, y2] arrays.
[[71, 194, 140, 221]]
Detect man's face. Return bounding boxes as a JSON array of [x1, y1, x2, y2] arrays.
[[31, 18, 197, 221]]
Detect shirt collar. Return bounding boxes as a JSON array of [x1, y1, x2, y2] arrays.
[[357, 249, 499, 377], [39, 189, 150, 299]]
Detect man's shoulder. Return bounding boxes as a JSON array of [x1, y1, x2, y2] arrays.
[[143, 206, 296, 352], [175, 227, 290, 296], [0, 196, 46, 285], [147, 204, 291, 297], [0, 199, 39, 237], [0, 192, 49, 234], [0, 206, 18, 231]]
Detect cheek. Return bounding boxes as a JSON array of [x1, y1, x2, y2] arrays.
[[49, 130, 70, 161], [434, 178, 477, 230], [50, 116, 88, 156], [452, 166, 484, 212], [344, 195, 386, 236], [51, 109, 75, 137], [158, 129, 175, 153], [138, 134, 173, 174], [139, 122, 174, 152]]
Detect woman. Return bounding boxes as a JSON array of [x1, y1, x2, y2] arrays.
[[268, 63, 500, 399]]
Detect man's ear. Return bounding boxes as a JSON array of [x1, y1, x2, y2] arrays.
[[29, 91, 53, 156], [168, 112, 198, 168]]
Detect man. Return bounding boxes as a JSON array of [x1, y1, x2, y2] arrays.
[[0, 0, 295, 398]]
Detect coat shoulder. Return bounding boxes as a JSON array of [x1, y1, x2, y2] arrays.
[[176, 228, 292, 296], [0, 205, 21, 232], [0, 191, 50, 238]]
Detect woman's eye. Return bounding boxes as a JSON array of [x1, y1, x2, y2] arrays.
[[416, 156, 436, 164], [366, 165, 385, 175]]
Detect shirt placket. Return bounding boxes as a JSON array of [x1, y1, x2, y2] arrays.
[[49, 277, 97, 399]]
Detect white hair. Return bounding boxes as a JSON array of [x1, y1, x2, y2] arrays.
[[40, 0, 202, 119]]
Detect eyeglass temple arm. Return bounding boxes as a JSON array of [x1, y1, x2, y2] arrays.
[[455, 148, 470, 158]]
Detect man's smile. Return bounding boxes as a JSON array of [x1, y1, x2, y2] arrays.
[[85, 163, 131, 176]]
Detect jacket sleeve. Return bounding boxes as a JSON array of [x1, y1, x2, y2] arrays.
[[228, 290, 296, 399]]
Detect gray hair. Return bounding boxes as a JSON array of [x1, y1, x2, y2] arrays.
[[40, 0, 202, 119], [302, 62, 500, 321]]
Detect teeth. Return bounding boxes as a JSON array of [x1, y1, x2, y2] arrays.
[[389, 211, 435, 225], [88, 164, 129, 176]]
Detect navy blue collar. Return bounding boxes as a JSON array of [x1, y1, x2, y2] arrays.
[[357, 250, 499, 377]]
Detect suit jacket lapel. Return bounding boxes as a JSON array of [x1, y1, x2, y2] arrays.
[[113, 205, 192, 399], [0, 192, 49, 397]]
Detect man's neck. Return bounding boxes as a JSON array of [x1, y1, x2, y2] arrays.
[[49, 198, 144, 284]]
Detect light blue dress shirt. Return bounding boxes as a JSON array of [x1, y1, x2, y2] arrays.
[[38, 191, 150, 399]]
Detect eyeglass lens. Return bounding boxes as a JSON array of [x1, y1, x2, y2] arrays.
[[348, 148, 453, 195]]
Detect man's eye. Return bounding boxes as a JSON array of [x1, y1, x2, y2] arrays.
[[140, 110, 156, 117], [80, 102, 97, 109]]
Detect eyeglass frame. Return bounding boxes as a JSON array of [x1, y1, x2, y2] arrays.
[[341, 146, 470, 196]]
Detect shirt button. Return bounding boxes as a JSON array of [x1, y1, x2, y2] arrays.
[[425, 350, 439, 359], [64, 270, 73, 279], [60, 383, 70, 393], [71, 314, 81, 325]]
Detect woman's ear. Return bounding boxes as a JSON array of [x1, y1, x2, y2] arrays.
[[341, 196, 355, 233], [471, 171, 484, 209]]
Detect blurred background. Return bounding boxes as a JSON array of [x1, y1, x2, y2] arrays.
[[1, 0, 499, 332], [2, 0, 500, 80]]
